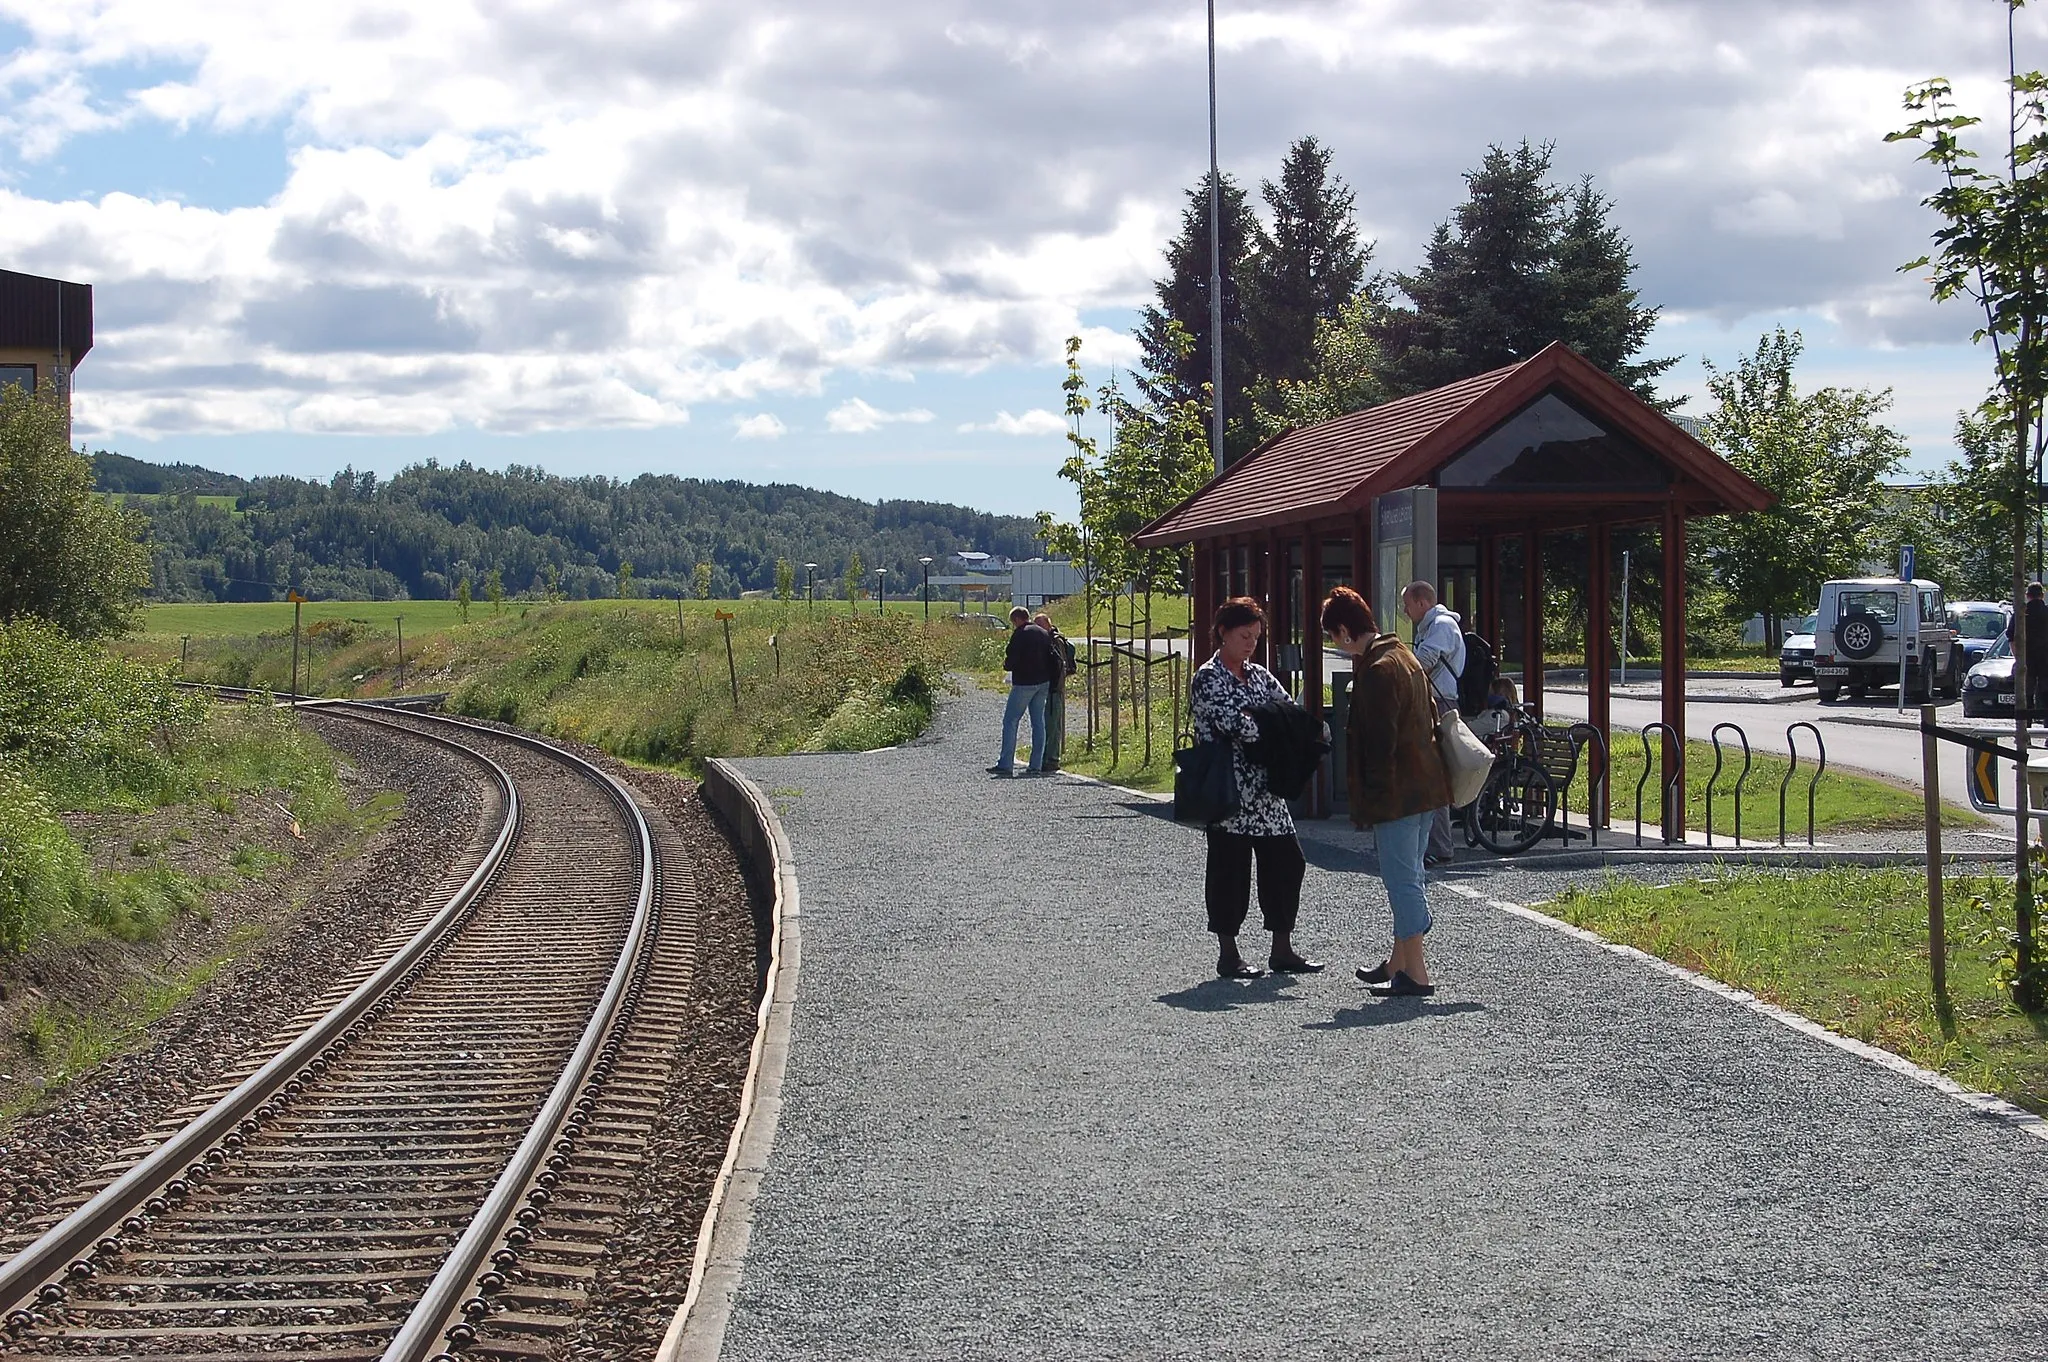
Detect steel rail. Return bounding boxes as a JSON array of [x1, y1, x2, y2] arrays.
[[0, 706, 522, 1327], [372, 707, 658, 1362]]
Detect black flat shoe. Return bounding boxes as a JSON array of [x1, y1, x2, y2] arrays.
[[1217, 956, 1266, 980], [1370, 970, 1436, 998], [1354, 960, 1393, 985], [1269, 953, 1325, 973]]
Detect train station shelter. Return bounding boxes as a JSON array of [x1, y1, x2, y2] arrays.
[[0, 267, 92, 431], [1133, 340, 1773, 836]]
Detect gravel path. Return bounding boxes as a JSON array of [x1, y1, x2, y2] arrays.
[[719, 684, 2048, 1361]]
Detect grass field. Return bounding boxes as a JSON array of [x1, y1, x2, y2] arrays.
[[1550, 867, 2048, 1115], [135, 596, 987, 641], [129, 599, 1009, 772], [102, 493, 240, 515]]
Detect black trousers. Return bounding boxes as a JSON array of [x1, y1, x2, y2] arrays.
[[1204, 828, 1305, 937]]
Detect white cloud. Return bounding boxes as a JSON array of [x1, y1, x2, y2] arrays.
[[958, 408, 1065, 436], [733, 411, 785, 440], [0, 0, 2038, 448], [825, 397, 935, 434]]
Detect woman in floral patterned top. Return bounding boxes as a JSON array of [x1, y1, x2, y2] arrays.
[[1190, 597, 1322, 979]]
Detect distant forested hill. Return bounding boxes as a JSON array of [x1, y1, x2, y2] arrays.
[[93, 454, 1047, 602]]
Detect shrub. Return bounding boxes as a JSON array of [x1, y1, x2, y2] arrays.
[[0, 763, 88, 953], [0, 617, 203, 808]]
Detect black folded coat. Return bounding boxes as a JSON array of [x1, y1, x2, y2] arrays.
[[1243, 701, 1332, 801]]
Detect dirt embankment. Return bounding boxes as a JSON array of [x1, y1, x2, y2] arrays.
[[0, 714, 489, 1236]]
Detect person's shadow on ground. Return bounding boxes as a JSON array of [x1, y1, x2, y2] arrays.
[[1157, 974, 1300, 1012], [1306, 999, 1487, 1030]]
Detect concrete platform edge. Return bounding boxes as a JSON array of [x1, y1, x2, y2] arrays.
[[657, 760, 802, 1362]]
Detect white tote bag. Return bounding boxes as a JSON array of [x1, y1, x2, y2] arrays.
[[1436, 708, 1494, 807]]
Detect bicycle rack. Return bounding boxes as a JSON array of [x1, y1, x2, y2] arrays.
[[1567, 723, 1609, 847], [1779, 722, 1826, 847], [1706, 722, 1752, 848], [1635, 723, 1681, 846]]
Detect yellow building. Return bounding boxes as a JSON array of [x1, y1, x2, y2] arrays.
[[0, 268, 93, 431]]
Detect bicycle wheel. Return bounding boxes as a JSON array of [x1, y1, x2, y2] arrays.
[[1471, 756, 1556, 854]]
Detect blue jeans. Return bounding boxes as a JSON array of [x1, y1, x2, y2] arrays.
[[997, 682, 1049, 773], [1372, 810, 1435, 940]]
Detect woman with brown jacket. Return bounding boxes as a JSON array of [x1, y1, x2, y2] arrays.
[[1320, 586, 1449, 997]]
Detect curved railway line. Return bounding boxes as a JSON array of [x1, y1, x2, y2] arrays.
[[0, 700, 710, 1361]]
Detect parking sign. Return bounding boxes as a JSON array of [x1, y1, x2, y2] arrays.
[[1900, 544, 1915, 582]]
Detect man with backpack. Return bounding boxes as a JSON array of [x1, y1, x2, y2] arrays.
[[1033, 611, 1077, 772], [1404, 581, 1467, 866]]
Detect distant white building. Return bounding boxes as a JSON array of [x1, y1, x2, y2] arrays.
[[950, 551, 1012, 575]]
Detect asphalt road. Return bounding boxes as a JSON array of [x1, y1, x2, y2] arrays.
[[1537, 686, 2021, 823]]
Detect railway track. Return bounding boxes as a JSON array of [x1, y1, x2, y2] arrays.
[[0, 701, 704, 1361]]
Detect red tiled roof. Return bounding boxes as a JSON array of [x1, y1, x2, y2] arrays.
[[1134, 341, 1771, 545], [1138, 362, 1523, 545]]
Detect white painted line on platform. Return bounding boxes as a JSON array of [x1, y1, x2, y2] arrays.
[[1440, 880, 2048, 1146], [1053, 770, 1173, 803]]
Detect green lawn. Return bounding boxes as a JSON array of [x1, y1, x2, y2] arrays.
[[1549, 867, 2048, 1115], [1567, 735, 1974, 840]]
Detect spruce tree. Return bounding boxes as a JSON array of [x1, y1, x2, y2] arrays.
[[1245, 136, 1372, 390], [1372, 141, 1672, 400], [1133, 171, 1259, 460]]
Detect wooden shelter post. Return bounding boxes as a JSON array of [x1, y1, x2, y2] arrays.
[[1587, 522, 1612, 826], [1477, 532, 1499, 650], [1264, 531, 1281, 673], [1303, 535, 1328, 817], [1660, 504, 1688, 841], [1192, 544, 1214, 671], [1522, 530, 1544, 720]]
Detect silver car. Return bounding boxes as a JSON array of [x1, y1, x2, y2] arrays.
[[1779, 611, 1818, 687]]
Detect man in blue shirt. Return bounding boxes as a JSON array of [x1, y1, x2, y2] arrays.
[[1403, 581, 1465, 864]]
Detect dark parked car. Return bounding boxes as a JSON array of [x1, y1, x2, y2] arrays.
[[1950, 600, 2010, 668], [1963, 635, 2016, 719]]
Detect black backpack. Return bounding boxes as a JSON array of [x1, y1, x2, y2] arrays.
[[1457, 632, 1496, 718]]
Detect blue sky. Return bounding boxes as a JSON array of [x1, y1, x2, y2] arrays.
[[0, 1, 2037, 519]]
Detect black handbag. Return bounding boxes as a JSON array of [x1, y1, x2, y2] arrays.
[[1173, 736, 1241, 825]]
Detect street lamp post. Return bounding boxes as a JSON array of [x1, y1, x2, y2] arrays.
[[876, 568, 887, 617], [919, 556, 934, 624], [804, 563, 817, 615]]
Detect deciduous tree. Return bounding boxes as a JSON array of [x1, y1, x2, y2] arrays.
[[1691, 329, 1908, 644], [0, 384, 149, 638], [1891, 16, 2048, 1009]]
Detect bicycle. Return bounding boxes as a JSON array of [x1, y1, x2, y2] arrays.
[[1463, 703, 1565, 855]]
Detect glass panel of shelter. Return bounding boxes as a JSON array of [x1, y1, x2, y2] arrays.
[[1438, 390, 1670, 490], [1438, 542, 1479, 634]]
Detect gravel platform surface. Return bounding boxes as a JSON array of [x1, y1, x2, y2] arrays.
[[720, 684, 2048, 1362]]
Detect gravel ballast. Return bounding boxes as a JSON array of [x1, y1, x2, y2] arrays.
[[717, 684, 2048, 1361], [0, 708, 492, 1246]]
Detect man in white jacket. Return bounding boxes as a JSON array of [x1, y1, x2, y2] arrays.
[[1404, 581, 1465, 865]]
